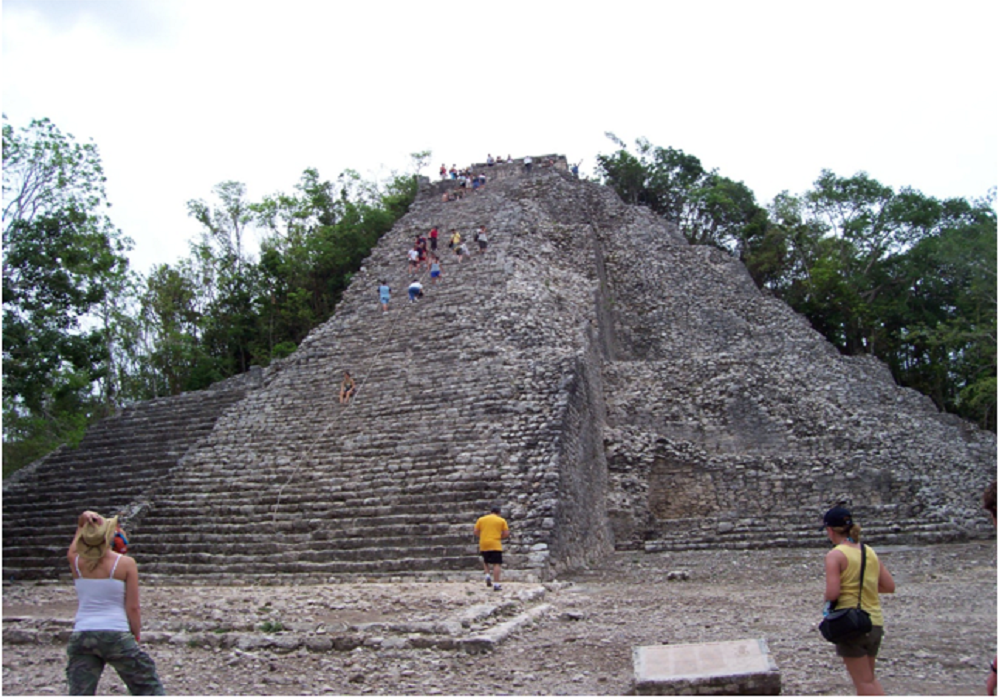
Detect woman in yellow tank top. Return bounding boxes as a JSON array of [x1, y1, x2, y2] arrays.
[[823, 505, 896, 695]]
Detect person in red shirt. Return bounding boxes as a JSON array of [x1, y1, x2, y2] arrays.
[[112, 522, 129, 555], [474, 506, 509, 591]]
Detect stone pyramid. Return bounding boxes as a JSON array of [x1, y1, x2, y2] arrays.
[[4, 156, 994, 581]]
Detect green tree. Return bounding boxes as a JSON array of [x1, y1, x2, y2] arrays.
[[2, 117, 134, 474], [596, 135, 767, 252], [186, 181, 259, 376], [139, 262, 214, 395], [770, 172, 995, 429]]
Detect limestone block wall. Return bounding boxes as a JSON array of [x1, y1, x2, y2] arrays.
[[4, 155, 993, 581], [1, 374, 259, 579], [585, 179, 996, 550], [122, 163, 611, 580]]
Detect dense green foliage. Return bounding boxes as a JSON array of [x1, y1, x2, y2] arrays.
[[2, 117, 135, 470], [2, 116, 419, 475], [597, 136, 997, 431], [133, 167, 417, 398]]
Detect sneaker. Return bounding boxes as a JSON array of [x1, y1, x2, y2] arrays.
[[485, 575, 492, 587], [493, 584, 502, 591]]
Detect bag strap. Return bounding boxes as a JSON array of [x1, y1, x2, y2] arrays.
[[855, 543, 867, 610]]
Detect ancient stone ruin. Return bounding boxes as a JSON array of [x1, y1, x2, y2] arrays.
[[3, 155, 994, 582]]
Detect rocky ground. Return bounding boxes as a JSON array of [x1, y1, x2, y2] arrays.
[[3, 541, 995, 696]]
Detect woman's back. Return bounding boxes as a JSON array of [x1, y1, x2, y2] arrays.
[[73, 552, 129, 631], [833, 544, 884, 625]]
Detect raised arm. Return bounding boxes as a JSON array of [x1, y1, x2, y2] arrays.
[[68, 510, 103, 563]]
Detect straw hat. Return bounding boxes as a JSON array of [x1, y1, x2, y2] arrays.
[[75, 516, 118, 560]]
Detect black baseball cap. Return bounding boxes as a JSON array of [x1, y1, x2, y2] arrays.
[[823, 505, 853, 528]]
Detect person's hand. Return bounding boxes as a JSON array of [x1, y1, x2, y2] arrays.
[[79, 511, 103, 527]]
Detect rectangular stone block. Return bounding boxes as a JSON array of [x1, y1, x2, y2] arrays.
[[633, 638, 780, 695]]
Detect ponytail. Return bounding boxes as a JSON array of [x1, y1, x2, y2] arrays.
[[847, 523, 862, 544], [831, 523, 862, 544]]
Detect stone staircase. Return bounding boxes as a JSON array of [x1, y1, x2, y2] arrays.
[[3, 156, 994, 582], [2, 378, 257, 579], [122, 165, 613, 581]]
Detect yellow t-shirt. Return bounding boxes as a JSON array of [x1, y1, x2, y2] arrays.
[[834, 544, 884, 626], [474, 514, 509, 552]]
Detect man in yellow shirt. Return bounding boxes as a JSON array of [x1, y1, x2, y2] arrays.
[[474, 506, 509, 591]]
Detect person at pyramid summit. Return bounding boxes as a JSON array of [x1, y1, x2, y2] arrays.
[[66, 510, 164, 695], [821, 504, 895, 696]]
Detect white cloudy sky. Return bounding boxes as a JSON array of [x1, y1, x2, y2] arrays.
[[3, 0, 996, 273]]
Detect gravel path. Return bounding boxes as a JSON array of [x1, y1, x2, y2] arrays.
[[4, 541, 995, 695]]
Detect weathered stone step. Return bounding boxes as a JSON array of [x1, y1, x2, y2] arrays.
[[140, 553, 473, 577], [132, 532, 473, 560], [133, 507, 488, 535]]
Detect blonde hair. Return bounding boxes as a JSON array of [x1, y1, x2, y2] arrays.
[[831, 522, 862, 544]]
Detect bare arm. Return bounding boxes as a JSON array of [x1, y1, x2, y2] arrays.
[[121, 556, 142, 642], [824, 549, 845, 602], [877, 560, 895, 594]]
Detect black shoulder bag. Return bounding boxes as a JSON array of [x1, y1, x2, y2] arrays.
[[819, 543, 874, 643]]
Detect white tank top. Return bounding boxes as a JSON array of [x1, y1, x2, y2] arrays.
[[73, 555, 130, 632]]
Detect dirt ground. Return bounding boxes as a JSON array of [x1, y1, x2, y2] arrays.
[[3, 541, 995, 696]]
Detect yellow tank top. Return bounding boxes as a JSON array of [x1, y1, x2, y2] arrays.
[[834, 544, 884, 626]]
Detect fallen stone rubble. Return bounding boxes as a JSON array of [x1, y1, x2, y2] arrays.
[[4, 543, 994, 695]]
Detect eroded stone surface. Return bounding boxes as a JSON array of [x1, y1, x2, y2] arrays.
[[634, 639, 780, 695], [3, 156, 994, 584], [3, 543, 994, 696]]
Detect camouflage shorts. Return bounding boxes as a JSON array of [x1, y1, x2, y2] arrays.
[[66, 631, 165, 695]]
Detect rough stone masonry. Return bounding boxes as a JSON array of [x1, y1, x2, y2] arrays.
[[3, 155, 994, 582]]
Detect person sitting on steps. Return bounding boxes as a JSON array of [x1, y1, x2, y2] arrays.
[[339, 371, 356, 404]]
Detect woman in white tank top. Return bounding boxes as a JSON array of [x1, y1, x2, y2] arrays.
[[66, 510, 164, 695]]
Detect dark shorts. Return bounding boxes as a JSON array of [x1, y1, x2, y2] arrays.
[[482, 551, 503, 565], [835, 624, 884, 658], [67, 631, 164, 695]]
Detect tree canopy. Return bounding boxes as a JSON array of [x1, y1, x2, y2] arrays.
[[2, 117, 134, 468], [597, 135, 996, 430], [2, 116, 419, 475]]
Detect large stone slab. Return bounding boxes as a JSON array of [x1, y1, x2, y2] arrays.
[[633, 638, 780, 695]]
